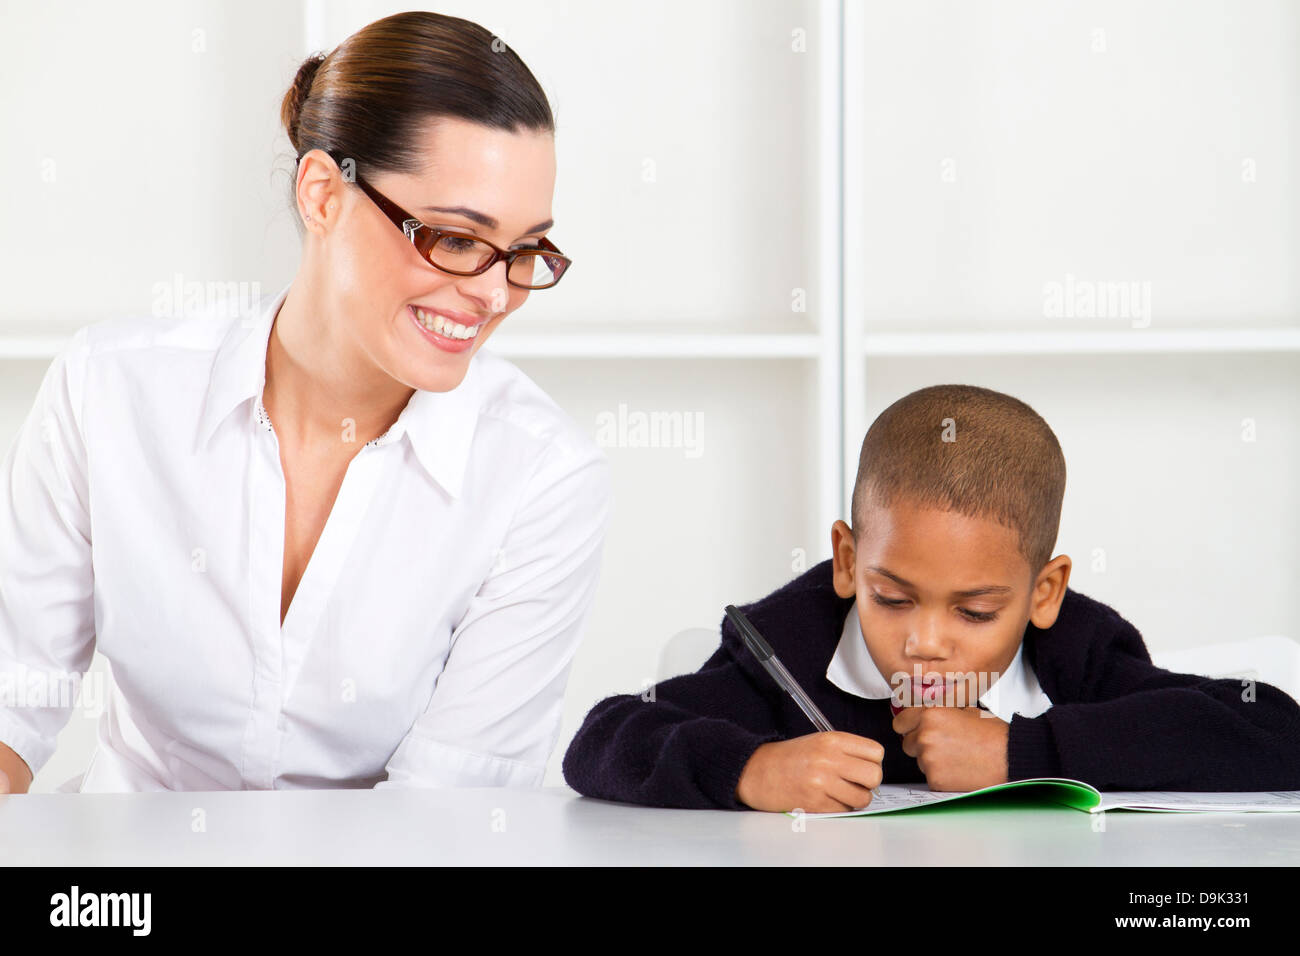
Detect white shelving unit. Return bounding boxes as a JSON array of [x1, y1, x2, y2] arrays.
[[2, 0, 1300, 538], [863, 328, 1300, 356], [3, 0, 1296, 561], [840, 0, 1300, 503]]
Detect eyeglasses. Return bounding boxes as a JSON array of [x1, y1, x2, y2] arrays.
[[350, 174, 571, 290]]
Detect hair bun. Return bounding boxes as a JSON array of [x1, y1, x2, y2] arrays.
[[281, 52, 327, 155]]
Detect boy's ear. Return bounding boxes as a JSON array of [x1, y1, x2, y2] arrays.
[[830, 520, 857, 598], [1028, 555, 1072, 629]]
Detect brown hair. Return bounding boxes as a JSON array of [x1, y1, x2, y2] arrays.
[[279, 11, 554, 226], [850, 384, 1067, 580]]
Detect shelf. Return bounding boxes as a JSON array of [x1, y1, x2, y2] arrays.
[[487, 317, 825, 358], [486, 330, 823, 358], [861, 328, 1300, 356], [0, 318, 826, 362], [9, 322, 1299, 361], [0, 319, 86, 360]]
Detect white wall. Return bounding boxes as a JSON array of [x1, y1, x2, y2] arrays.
[[1, 0, 306, 319], [863, 353, 1300, 647], [854, 0, 1300, 328], [844, 0, 1300, 654], [2, 0, 1296, 793]]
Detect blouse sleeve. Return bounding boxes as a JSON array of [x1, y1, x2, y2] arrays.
[[374, 436, 612, 789], [0, 326, 97, 780]]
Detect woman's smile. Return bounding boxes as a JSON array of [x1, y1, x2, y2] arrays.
[[408, 304, 485, 353]]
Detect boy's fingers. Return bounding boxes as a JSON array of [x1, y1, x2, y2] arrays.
[[837, 756, 884, 792], [899, 727, 919, 758], [827, 778, 876, 811], [830, 732, 885, 763], [892, 705, 923, 736]]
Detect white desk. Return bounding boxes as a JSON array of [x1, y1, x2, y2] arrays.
[[2, 786, 1298, 865]]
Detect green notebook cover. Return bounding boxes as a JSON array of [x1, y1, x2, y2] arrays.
[[784, 778, 1300, 817]]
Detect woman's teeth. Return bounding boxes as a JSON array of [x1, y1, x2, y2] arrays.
[[414, 307, 480, 340]]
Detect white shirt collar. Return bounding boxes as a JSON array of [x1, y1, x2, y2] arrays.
[[825, 606, 1052, 721], [193, 281, 481, 498]]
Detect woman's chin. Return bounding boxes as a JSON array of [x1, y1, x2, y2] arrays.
[[407, 364, 472, 394]]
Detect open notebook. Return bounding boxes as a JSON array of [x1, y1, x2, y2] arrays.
[[791, 778, 1300, 817]]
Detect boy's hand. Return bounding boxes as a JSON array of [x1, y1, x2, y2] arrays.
[[892, 705, 1010, 791], [735, 731, 884, 812]]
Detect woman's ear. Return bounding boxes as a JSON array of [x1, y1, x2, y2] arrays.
[[1027, 555, 1072, 630], [830, 520, 857, 598]]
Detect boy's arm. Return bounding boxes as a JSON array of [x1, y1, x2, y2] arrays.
[[1007, 618, 1300, 790], [562, 637, 787, 809]]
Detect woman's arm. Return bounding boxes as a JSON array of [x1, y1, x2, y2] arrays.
[[0, 326, 97, 791], [374, 437, 612, 789]]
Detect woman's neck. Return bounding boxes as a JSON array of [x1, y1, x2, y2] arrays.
[[263, 278, 414, 452]]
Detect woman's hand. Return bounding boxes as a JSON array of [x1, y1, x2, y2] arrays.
[[0, 743, 33, 794]]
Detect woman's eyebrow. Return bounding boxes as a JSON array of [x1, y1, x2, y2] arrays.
[[419, 204, 553, 234]]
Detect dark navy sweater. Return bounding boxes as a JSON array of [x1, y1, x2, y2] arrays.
[[563, 559, 1300, 809]]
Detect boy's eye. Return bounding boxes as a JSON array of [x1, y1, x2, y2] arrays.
[[871, 592, 998, 623]]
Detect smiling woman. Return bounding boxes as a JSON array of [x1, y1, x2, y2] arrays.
[[0, 11, 611, 794]]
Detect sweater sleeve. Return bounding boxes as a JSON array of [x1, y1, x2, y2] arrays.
[[562, 638, 788, 810], [1007, 617, 1300, 790]]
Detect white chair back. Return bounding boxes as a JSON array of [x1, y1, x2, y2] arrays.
[[1150, 635, 1300, 704], [656, 627, 723, 681]]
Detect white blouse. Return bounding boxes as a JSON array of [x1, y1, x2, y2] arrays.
[[0, 282, 612, 791]]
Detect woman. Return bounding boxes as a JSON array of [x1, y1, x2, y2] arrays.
[[0, 11, 611, 792]]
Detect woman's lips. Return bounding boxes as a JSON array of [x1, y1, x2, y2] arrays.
[[408, 305, 478, 353]]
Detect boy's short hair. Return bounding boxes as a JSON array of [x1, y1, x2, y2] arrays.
[[850, 384, 1066, 580]]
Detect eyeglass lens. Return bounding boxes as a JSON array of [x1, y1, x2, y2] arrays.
[[426, 234, 564, 288]]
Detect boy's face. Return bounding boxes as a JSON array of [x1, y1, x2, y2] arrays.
[[830, 497, 1071, 706]]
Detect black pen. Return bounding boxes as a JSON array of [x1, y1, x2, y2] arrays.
[[726, 604, 833, 731], [725, 604, 880, 800]]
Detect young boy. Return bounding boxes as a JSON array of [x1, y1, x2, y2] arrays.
[[562, 384, 1300, 811]]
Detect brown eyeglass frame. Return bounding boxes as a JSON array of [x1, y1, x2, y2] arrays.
[[350, 173, 571, 290]]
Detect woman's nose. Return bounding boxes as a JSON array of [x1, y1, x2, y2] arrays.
[[456, 259, 512, 310]]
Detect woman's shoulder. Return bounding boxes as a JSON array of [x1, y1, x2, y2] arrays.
[[46, 306, 243, 409], [467, 348, 612, 527], [470, 347, 604, 465], [71, 307, 239, 369]]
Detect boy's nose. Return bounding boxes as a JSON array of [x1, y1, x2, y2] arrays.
[[904, 616, 956, 660], [904, 621, 951, 660]]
